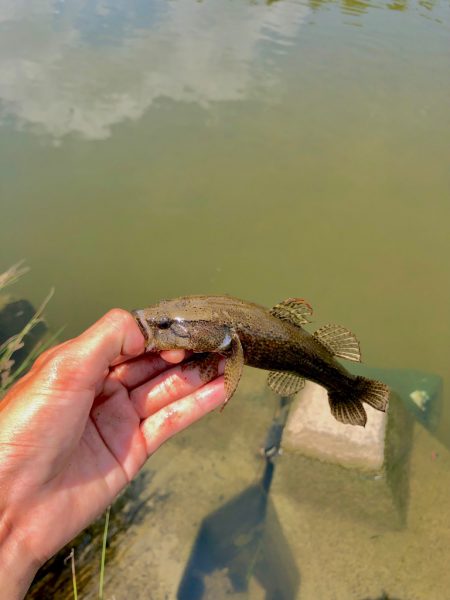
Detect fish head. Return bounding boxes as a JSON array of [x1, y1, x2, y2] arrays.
[[132, 297, 232, 353]]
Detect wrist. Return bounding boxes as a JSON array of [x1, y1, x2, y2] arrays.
[[0, 514, 41, 600]]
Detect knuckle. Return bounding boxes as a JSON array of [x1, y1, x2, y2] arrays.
[[162, 404, 182, 430], [32, 346, 55, 369], [159, 372, 184, 401], [38, 343, 80, 387], [103, 308, 133, 330], [31, 341, 68, 371], [45, 349, 71, 374]]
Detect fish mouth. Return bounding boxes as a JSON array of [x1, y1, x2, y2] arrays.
[[132, 309, 155, 349]]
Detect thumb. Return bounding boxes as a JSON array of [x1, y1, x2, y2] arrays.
[[9, 308, 145, 405], [42, 308, 146, 392]]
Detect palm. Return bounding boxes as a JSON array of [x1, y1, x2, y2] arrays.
[[66, 379, 145, 514]]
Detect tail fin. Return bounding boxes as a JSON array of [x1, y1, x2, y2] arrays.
[[328, 377, 389, 427]]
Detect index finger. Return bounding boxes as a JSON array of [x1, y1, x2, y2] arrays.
[[160, 350, 187, 364], [141, 376, 226, 455], [111, 350, 190, 390]]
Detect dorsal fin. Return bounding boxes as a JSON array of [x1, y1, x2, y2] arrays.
[[314, 324, 361, 362], [270, 298, 313, 327]]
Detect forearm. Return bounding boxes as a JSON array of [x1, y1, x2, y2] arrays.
[[0, 516, 40, 600]]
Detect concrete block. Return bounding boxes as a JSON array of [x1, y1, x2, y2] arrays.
[[283, 381, 386, 471], [273, 382, 414, 531]]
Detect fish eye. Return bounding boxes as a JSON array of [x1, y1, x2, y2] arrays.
[[157, 317, 172, 329]]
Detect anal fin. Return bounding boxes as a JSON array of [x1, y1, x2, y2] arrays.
[[267, 371, 305, 396]]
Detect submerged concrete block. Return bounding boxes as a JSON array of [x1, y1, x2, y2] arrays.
[[273, 382, 413, 530], [283, 381, 386, 470]]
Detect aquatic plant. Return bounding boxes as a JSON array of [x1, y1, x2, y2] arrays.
[[0, 261, 57, 398]]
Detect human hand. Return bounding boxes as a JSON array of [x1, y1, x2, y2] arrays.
[[0, 309, 225, 599]]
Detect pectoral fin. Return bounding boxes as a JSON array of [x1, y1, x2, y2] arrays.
[[181, 353, 221, 383], [267, 371, 305, 396], [221, 333, 244, 410], [270, 298, 313, 326]]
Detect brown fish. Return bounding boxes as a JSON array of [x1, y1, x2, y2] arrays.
[[132, 295, 389, 427]]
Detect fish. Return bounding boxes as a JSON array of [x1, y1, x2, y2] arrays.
[[132, 295, 389, 427]]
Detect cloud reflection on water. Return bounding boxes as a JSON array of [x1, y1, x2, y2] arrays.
[[0, 0, 309, 141]]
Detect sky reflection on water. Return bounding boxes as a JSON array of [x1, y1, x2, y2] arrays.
[[0, 0, 309, 140], [0, 0, 446, 141]]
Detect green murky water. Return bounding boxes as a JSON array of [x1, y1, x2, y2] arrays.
[[1, 0, 449, 598]]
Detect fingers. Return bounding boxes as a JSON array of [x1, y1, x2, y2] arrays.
[[90, 356, 225, 480], [161, 350, 186, 364], [112, 353, 175, 390], [112, 350, 189, 390], [130, 357, 225, 419], [141, 377, 226, 456]]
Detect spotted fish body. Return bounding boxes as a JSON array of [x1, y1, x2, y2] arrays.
[[133, 295, 389, 427]]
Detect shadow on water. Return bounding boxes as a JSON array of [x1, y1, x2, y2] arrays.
[[178, 463, 299, 600], [178, 398, 300, 600], [178, 365, 444, 600]]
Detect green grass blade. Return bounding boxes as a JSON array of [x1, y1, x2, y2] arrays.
[[99, 506, 111, 600]]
